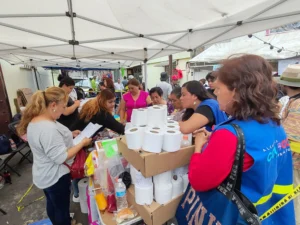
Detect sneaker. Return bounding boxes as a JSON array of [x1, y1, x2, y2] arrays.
[[73, 195, 80, 203]]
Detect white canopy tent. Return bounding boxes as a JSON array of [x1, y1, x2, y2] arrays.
[[190, 29, 300, 63], [0, 0, 300, 70]]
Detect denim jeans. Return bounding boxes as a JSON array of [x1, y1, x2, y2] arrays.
[[72, 178, 81, 197], [43, 173, 71, 225]]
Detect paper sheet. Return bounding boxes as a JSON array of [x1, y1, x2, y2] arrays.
[[73, 122, 102, 145]]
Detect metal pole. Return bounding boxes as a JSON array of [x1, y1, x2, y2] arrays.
[[33, 68, 40, 90], [80, 36, 136, 44], [144, 49, 148, 91], [51, 69, 55, 86], [0, 22, 68, 43], [168, 55, 173, 81], [0, 13, 66, 18]]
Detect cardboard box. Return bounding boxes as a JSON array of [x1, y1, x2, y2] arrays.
[[117, 137, 194, 178], [127, 185, 183, 225]]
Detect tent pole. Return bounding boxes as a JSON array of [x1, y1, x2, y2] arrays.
[[169, 55, 173, 81], [33, 67, 40, 90], [144, 49, 148, 91], [67, 0, 76, 58], [0, 13, 65, 18], [80, 36, 137, 44], [51, 69, 55, 86], [0, 22, 68, 42]]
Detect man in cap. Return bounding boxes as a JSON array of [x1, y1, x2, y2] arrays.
[[278, 64, 300, 225], [156, 72, 172, 101]]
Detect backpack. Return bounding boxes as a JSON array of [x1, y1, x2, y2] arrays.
[[0, 135, 11, 155]]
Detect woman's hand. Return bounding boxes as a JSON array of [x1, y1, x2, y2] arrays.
[[81, 137, 92, 147], [194, 128, 211, 153], [72, 130, 81, 138], [74, 100, 81, 108], [193, 127, 211, 137]]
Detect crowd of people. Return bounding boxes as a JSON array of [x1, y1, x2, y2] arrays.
[[16, 54, 300, 225]]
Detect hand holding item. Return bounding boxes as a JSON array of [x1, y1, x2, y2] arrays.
[[74, 100, 81, 107], [193, 127, 211, 137], [81, 137, 92, 147], [194, 128, 210, 153], [72, 130, 81, 138]]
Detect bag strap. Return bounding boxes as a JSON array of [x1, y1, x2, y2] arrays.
[[220, 123, 245, 195], [218, 124, 261, 225]]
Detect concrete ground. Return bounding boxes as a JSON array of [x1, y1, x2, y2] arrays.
[[0, 147, 88, 225]]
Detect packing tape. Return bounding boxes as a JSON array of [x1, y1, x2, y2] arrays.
[[16, 184, 44, 212]]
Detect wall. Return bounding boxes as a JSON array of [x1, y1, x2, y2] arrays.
[[144, 63, 165, 90], [0, 59, 37, 116]]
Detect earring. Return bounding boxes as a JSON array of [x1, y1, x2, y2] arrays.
[[53, 109, 56, 112], [193, 101, 196, 105]]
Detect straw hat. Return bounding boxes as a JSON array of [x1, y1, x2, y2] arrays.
[[277, 64, 300, 88]]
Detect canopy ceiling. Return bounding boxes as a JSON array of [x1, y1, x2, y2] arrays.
[[0, 0, 300, 69], [190, 29, 300, 63]]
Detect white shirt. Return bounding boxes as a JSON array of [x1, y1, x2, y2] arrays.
[[114, 82, 124, 91], [156, 81, 172, 100]]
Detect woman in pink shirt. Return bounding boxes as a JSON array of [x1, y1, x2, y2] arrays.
[[119, 78, 151, 123]]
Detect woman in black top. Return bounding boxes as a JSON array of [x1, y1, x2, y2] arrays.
[[57, 76, 80, 129], [71, 89, 124, 134]]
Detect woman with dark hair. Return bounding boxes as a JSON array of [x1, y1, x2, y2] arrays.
[[99, 81, 106, 91], [149, 87, 166, 105], [71, 89, 124, 134], [57, 76, 80, 129], [103, 77, 115, 93], [176, 55, 295, 225], [119, 78, 151, 123], [179, 80, 227, 134], [169, 87, 185, 122]]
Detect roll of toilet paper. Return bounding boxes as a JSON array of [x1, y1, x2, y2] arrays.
[[153, 171, 172, 187], [155, 183, 172, 204], [173, 166, 189, 177], [147, 106, 166, 127], [165, 124, 180, 131], [182, 174, 189, 192], [125, 127, 144, 150], [142, 129, 164, 153], [163, 130, 182, 152], [125, 122, 133, 131], [158, 104, 168, 121], [146, 126, 165, 133], [172, 176, 184, 199], [131, 108, 148, 126], [166, 120, 179, 126], [78, 178, 89, 214], [130, 164, 137, 185], [135, 183, 154, 205], [135, 171, 152, 188]]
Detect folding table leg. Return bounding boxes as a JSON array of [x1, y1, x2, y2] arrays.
[[0, 208, 7, 215], [5, 164, 21, 177]]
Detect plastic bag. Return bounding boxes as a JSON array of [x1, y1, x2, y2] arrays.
[[114, 207, 137, 224], [107, 193, 117, 213]]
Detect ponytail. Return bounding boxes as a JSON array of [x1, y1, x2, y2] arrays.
[[18, 87, 67, 135]]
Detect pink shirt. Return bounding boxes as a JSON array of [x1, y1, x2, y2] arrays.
[[123, 91, 149, 122]]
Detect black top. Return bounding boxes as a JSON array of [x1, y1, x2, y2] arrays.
[[57, 97, 78, 129], [71, 110, 125, 135], [195, 105, 215, 128]]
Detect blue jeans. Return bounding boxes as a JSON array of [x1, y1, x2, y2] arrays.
[[43, 173, 71, 225], [72, 178, 81, 197]]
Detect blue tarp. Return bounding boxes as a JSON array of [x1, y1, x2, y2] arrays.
[[29, 218, 52, 225], [43, 66, 115, 71]]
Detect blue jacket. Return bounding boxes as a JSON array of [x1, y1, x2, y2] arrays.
[[199, 99, 228, 131], [176, 118, 295, 225]]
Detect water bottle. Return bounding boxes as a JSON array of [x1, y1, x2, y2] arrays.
[[115, 178, 128, 211], [181, 135, 191, 147]]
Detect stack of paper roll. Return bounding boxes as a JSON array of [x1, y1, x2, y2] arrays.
[[131, 108, 148, 126], [147, 106, 166, 127], [163, 130, 182, 152], [172, 175, 184, 199], [154, 171, 173, 204], [134, 171, 153, 205], [142, 129, 164, 153], [125, 127, 145, 149], [78, 178, 89, 214]]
